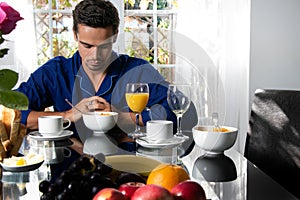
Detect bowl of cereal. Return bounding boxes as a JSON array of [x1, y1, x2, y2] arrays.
[[82, 111, 119, 156], [83, 111, 118, 133], [192, 125, 238, 154]]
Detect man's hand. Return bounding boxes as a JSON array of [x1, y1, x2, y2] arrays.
[[65, 96, 112, 122], [86, 96, 111, 112]]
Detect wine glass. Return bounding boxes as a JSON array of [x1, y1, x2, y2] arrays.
[[125, 83, 149, 138], [167, 84, 191, 140], [167, 84, 191, 163]]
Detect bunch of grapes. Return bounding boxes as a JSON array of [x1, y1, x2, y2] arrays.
[[39, 155, 116, 200]]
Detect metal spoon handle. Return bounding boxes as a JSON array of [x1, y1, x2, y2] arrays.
[[65, 99, 84, 114], [212, 112, 220, 131]]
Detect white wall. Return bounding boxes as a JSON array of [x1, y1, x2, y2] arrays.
[[250, 0, 300, 103]]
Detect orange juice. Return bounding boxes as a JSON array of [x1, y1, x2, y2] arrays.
[[125, 93, 149, 113]]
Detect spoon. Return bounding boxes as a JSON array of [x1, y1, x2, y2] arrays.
[[212, 112, 221, 132], [65, 99, 85, 114]]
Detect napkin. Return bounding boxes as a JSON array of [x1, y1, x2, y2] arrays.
[[0, 105, 27, 161]]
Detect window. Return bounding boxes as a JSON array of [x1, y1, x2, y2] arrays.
[[32, 0, 78, 65], [32, 0, 178, 82], [124, 0, 178, 82]]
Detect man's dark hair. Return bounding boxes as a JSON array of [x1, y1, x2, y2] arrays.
[[73, 0, 120, 34]]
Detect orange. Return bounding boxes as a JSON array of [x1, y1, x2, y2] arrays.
[[146, 163, 190, 191]]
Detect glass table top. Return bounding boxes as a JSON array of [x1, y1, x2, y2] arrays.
[[0, 144, 298, 200]]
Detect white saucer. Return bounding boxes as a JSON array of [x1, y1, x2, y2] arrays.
[[136, 136, 185, 148], [1, 159, 44, 172], [29, 130, 73, 141]]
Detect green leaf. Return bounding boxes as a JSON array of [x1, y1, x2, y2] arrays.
[[0, 69, 18, 90], [0, 90, 29, 110]]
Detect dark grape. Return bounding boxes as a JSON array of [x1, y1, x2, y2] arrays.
[[84, 170, 94, 180], [90, 174, 117, 189], [67, 180, 81, 193], [55, 177, 67, 188], [89, 173, 105, 185], [81, 180, 92, 194], [94, 163, 113, 175], [48, 183, 63, 196], [78, 156, 93, 171], [59, 170, 72, 183], [56, 190, 72, 200], [115, 172, 146, 186], [71, 171, 84, 182], [68, 161, 81, 172], [91, 185, 103, 196], [40, 193, 55, 200], [41, 155, 122, 199], [39, 180, 51, 194]]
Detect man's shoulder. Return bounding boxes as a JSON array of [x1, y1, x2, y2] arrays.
[[39, 52, 80, 73]]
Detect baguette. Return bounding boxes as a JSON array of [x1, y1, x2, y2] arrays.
[[11, 123, 27, 155], [0, 105, 27, 158], [0, 105, 15, 135], [0, 120, 8, 141]]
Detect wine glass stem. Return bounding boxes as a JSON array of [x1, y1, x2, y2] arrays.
[[177, 115, 183, 135], [135, 113, 140, 132]]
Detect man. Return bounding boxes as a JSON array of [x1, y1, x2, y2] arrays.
[[16, 0, 187, 181]]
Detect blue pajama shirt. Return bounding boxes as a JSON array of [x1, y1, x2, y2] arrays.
[[16, 51, 177, 181]]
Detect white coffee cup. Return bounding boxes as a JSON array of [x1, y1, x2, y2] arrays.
[[146, 120, 173, 142], [38, 116, 71, 136]]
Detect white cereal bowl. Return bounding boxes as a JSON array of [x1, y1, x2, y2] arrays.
[[192, 126, 238, 154], [82, 111, 118, 133], [82, 111, 119, 156]]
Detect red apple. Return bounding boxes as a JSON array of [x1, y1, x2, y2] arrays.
[[93, 188, 127, 200], [119, 182, 146, 199], [171, 180, 206, 200], [131, 184, 174, 200]]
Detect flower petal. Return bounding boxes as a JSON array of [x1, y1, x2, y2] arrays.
[[0, 2, 23, 34], [0, 2, 23, 22], [0, 5, 7, 24]]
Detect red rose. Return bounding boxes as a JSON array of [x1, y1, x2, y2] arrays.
[[0, 2, 23, 34]]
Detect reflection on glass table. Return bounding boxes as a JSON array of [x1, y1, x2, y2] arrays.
[[1, 164, 50, 199], [1, 140, 300, 199], [182, 145, 299, 200], [136, 145, 178, 164], [192, 153, 237, 182]]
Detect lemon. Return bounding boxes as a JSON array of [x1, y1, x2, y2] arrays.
[[16, 158, 27, 166]]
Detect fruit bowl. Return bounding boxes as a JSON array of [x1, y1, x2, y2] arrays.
[[192, 125, 238, 154], [105, 155, 162, 176]]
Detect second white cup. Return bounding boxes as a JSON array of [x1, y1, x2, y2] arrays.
[[146, 120, 173, 142], [38, 116, 71, 136]]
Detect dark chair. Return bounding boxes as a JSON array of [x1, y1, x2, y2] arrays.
[[245, 89, 300, 198]]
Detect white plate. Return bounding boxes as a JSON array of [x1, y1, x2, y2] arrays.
[[1, 160, 44, 172], [29, 130, 73, 141], [136, 136, 185, 148], [1, 154, 44, 172], [105, 155, 161, 175]]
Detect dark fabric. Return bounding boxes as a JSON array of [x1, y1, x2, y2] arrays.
[[16, 51, 177, 127], [245, 89, 300, 198]]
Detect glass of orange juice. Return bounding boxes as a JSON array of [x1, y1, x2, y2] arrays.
[[125, 83, 149, 138]]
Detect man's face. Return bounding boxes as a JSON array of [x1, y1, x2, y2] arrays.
[[75, 24, 117, 72]]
